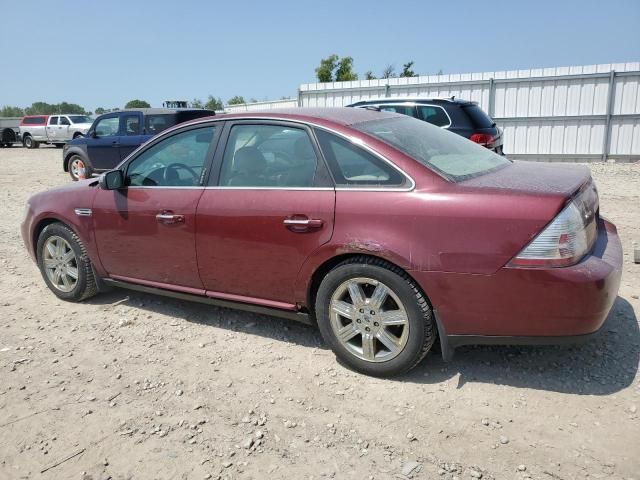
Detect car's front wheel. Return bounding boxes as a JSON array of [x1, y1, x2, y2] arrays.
[[68, 155, 91, 181], [315, 257, 436, 377], [36, 223, 98, 302]]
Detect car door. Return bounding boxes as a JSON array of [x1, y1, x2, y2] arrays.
[[118, 112, 146, 160], [92, 124, 219, 290], [87, 114, 122, 171], [58, 116, 72, 140], [47, 116, 59, 141], [195, 121, 335, 306]]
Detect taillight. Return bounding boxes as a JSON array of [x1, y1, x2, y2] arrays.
[[508, 181, 599, 268], [470, 133, 494, 146]]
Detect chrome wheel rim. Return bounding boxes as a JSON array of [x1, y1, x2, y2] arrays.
[[43, 236, 78, 293], [329, 277, 409, 363], [70, 158, 85, 179]]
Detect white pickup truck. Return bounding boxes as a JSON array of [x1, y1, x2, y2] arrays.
[[19, 114, 93, 148]]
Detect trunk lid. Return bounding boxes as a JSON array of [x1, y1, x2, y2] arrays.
[[458, 161, 591, 200]]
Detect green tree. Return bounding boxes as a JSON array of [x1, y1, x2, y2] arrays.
[[364, 71, 376, 80], [227, 96, 246, 105], [335, 57, 358, 81], [315, 54, 339, 82], [94, 107, 108, 115], [400, 61, 417, 77], [125, 99, 151, 108], [58, 102, 88, 114], [205, 95, 224, 111], [381, 64, 396, 79], [0, 106, 25, 117], [190, 98, 204, 108]]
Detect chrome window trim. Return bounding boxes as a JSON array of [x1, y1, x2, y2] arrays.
[[357, 102, 452, 129], [119, 116, 416, 193]]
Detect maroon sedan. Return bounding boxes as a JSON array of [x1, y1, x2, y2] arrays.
[[21, 108, 623, 376]]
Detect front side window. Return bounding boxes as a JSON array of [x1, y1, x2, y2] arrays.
[[126, 126, 215, 187], [353, 116, 510, 182], [315, 129, 406, 187], [122, 115, 141, 136], [417, 105, 451, 127], [219, 124, 318, 187], [49, 116, 59, 126], [59, 117, 70, 126], [95, 116, 120, 137]]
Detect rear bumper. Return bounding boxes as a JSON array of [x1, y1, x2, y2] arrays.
[[412, 218, 623, 349]]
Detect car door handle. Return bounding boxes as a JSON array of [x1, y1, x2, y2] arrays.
[[111, 140, 119, 147], [156, 212, 185, 225], [283, 217, 324, 232]]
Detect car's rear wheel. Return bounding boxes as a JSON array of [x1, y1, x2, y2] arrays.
[[23, 136, 36, 149], [315, 257, 436, 377], [68, 155, 91, 181], [36, 223, 97, 302]]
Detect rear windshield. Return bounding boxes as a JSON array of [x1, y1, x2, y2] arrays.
[[22, 117, 46, 125], [144, 114, 176, 135], [352, 116, 510, 182], [462, 104, 495, 128]]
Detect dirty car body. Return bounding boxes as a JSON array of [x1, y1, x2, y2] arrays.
[[22, 108, 623, 376]]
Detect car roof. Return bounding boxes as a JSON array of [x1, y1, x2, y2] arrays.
[[203, 107, 403, 127], [112, 108, 215, 115], [348, 97, 476, 106]]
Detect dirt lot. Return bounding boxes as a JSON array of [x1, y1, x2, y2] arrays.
[[0, 146, 638, 480]]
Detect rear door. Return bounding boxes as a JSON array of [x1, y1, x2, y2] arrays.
[[46, 116, 59, 141], [118, 112, 146, 159], [195, 121, 335, 306], [58, 116, 72, 140], [87, 114, 122, 171]]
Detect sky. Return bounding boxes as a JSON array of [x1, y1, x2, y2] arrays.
[[1, 0, 638, 112]]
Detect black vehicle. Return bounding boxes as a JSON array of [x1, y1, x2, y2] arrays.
[[63, 108, 216, 181], [347, 97, 504, 154]]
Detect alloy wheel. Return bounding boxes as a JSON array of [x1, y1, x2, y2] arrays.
[[70, 157, 86, 180], [42, 236, 78, 293], [329, 277, 409, 362]]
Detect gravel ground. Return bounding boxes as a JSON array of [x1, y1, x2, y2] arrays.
[[0, 146, 638, 480]]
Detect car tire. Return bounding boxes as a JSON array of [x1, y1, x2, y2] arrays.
[[315, 256, 436, 377], [73, 132, 83, 139], [23, 135, 34, 149], [68, 155, 92, 181], [36, 223, 98, 302]]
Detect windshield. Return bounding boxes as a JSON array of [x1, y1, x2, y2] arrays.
[[68, 115, 92, 124], [352, 116, 510, 182]]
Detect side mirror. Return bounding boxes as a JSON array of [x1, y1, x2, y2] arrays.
[[90, 130, 98, 138], [99, 170, 125, 190]]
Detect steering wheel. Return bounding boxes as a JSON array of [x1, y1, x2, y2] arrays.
[[163, 163, 199, 185]]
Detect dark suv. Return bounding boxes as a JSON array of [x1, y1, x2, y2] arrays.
[[63, 108, 215, 180], [347, 98, 503, 154]]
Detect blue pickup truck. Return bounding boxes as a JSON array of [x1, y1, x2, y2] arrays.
[[63, 108, 215, 180]]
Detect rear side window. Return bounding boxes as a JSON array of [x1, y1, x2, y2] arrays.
[[416, 105, 451, 127], [145, 114, 174, 135], [377, 105, 416, 117], [22, 116, 46, 125], [461, 104, 494, 128], [49, 116, 59, 126], [121, 114, 141, 136], [314, 129, 406, 187]]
